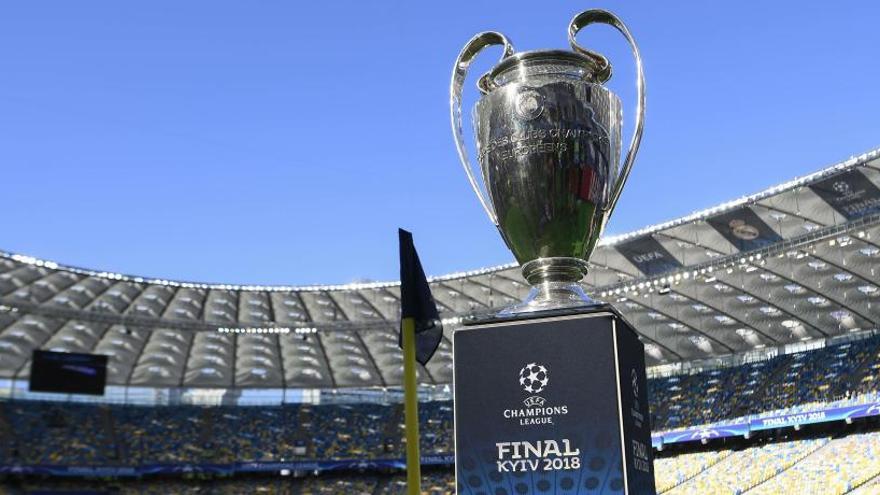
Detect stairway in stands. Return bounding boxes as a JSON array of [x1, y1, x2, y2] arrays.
[[385, 404, 404, 455], [848, 344, 880, 395], [656, 450, 733, 494], [372, 478, 392, 495], [197, 408, 214, 461], [847, 471, 880, 494], [0, 402, 11, 461], [743, 357, 796, 415], [297, 406, 314, 457], [741, 439, 833, 493], [649, 391, 674, 430], [100, 405, 122, 462], [291, 478, 304, 495]]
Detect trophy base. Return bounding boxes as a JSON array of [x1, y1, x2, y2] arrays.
[[498, 282, 595, 315], [498, 257, 594, 315], [453, 309, 657, 494]]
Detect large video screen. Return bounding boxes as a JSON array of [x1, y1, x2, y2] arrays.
[[29, 350, 108, 395]]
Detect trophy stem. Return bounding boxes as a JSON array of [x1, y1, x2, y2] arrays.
[[499, 257, 596, 315]]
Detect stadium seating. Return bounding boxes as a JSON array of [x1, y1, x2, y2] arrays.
[[0, 332, 878, 494], [208, 405, 301, 462], [748, 431, 880, 495], [855, 345, 880, 397], [116, 404, 208, 464], [6, 475, 409, 494], [305, 403, 394, 459], [653, 450, 731, 492], [658, 432, 880, 495], [665, 437, 830, 494], [0, 333, 877, 468], [298, 476, 378, 494], [4, 473, 456, 494], [2, 401, 880, 493], [651, 356, 788, 429], [650, 333, 880, 430], [759, 339, 877, 412], [0, 401, 426, 465], [4, 401, 116, 464], [850, 475, 880, 495], [414, 400, 453, 455], [384, 471, 455, 494], [8, 439, 880, 495]]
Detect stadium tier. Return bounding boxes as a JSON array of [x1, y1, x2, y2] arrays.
[[653, 450, 732, 492], [649, 333, 880, 430], [0, 334, 877, 466], [747, 431, 880, 495], [0, 149, 878, 393], [1, 148, 879, 494], [667, 437, 830, 493], [0, 473, 457, 494], [0, 368, 878, 491], [851, 475, 880, 495]]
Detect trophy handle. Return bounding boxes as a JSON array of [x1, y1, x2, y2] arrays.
[[450, 32, 515, 226], [569, 10, 646, 216]]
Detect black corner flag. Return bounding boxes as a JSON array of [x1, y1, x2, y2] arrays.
[[398, 228, 443, 365]]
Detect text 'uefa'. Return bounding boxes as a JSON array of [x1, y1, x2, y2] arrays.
[[495, 439, 581, 473]]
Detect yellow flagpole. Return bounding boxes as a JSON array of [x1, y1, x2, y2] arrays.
[[402, 316, 422, 495]]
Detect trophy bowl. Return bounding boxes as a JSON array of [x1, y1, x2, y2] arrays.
[[450, 10, 645, 313]]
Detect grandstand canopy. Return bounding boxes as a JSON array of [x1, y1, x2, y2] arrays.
[[1, 148, 879, 390]]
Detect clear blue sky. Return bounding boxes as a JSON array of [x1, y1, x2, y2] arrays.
[[1, 1, 878, 285]]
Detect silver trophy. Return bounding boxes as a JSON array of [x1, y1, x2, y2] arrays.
[[451, 9, 645, 313]]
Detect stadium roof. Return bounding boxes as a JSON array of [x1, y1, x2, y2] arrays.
[[1, 148, 879, 389]]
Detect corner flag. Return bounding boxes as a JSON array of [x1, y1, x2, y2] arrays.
[[398, 228, 442, 365], [398, 228, 442, 495]]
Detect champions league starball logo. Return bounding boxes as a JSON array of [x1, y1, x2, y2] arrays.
[[690, 428, 721, 440], [519, 363, 549, 394], [504, 363, 567, 425]]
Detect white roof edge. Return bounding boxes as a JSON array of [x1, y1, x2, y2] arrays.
[[2, 147, 877, 292], [0, 251, 520, 292]]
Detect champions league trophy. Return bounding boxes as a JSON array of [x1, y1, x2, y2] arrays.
[[451, 10, 645, 313], [449, 10, 656, 494]]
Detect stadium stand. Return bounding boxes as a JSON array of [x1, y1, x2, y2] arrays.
[[0, 328, 877, 458], [0, 150, 878, 389], [748, 431, 880, 495], [0, 402, 411, 464], [653, 450, 731, 492], [2, 474, 454, 494], [665, 437, 831, 494], [0, 149, 879, 492], [0, 333, 876, 465], [0, 473, 459, 494], [5, 401, 115, 464], [650, 333, 880, 430], [385, 472, 455, 494], [850, 475, 880, 495], [0, 332, 877, 466], [5, 431, 880, 493]]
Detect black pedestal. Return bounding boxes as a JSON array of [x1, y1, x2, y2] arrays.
[[453, 306, 656, 494]]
